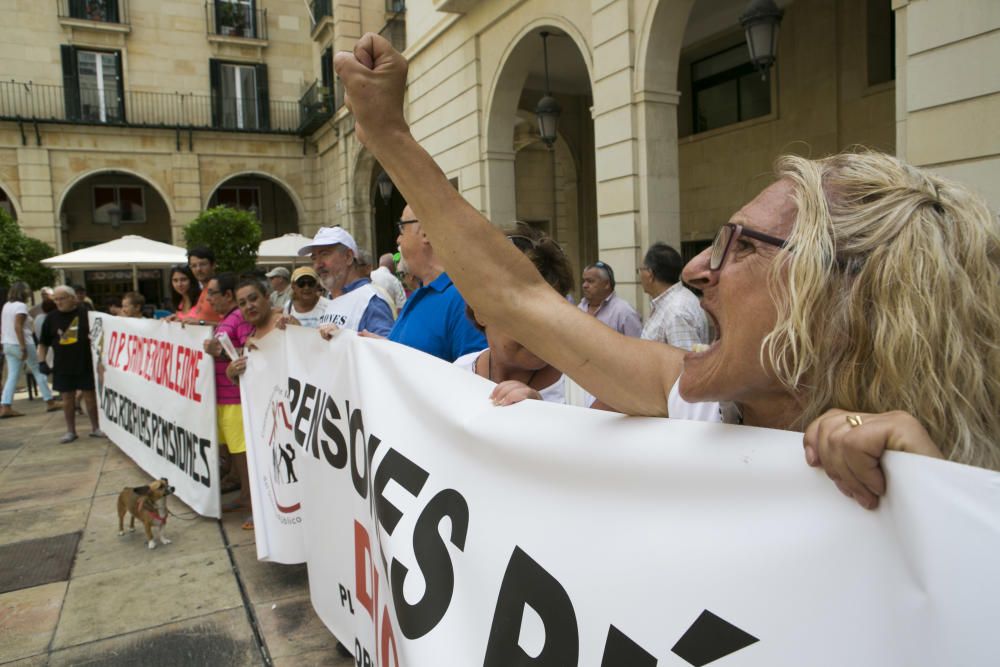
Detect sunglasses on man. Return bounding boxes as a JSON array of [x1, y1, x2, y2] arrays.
[[295, 278, 318, 288]]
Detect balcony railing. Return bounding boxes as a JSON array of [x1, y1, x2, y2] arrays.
[[58, 0, 129, 24], [310, 0, 333, 24], [379, 16, 406, 53], [0, 80, 299, 134], [297, 80, 335, 135], [385, 0, 406, 12], [206, 1, 267, 40]]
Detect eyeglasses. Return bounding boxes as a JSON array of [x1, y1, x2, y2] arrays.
[[710, 223, 788, 271], [295, 279, 317, 288], [396, 219, 419, 235]]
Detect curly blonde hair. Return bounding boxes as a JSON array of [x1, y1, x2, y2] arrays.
[[763, 150, 1000, 470]]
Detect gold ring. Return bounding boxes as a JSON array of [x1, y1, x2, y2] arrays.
[[846, 414, 864, 428]]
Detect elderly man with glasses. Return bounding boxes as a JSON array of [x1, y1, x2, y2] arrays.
[[295, 226, 393, 336], [371, 205, 486, 362]]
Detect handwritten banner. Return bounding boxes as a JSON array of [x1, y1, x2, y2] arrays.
[[89, 314, 220, 517]]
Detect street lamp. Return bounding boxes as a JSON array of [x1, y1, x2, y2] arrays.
[[376, 171, 394, 205], [535, 31, 561, 148], [740, 0, 784, 79]]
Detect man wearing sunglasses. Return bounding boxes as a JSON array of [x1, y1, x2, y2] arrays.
[[296, 226, 393, 336], [281, 267, 336, 329]]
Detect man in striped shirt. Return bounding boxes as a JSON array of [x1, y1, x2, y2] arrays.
[[638, 242, 710, 350]]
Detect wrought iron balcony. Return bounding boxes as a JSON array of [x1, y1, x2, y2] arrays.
[[310, 0, 333, 24], [58, 0, 129, 24], [0, 80, 299, 134], [206, 1, 268, 40], [379, 16, 406, 53], [297, 80, 335, 135]]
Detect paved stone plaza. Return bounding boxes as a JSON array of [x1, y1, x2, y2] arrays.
[[0, 393, 352, 666]]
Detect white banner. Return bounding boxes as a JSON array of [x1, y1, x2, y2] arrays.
[[241, 330, 306, 563], [89, 314, 221, 518], [245, 327, 1000, 666]]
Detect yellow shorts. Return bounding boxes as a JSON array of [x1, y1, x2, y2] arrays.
[[216, 404, 246, 454]]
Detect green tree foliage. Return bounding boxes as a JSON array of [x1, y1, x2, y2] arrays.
[[183, 206, 261, 274], [0, 208, 56, 290]]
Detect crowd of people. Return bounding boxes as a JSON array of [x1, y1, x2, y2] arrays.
[[2, 35, 998, 548]]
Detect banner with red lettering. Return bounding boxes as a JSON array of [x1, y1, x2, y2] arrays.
[[242, 326, 1000, 666], [89, 314, 220, 517]]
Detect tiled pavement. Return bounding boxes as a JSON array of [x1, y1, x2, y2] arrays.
[[0, 392, 352, 666]]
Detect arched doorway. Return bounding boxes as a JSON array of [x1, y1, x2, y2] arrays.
[[0, 184, 18, 220], [207, 173, 301, 240], [369, 168, 406, 260], [57, 169, 173, 310], [485, 25, 597, 293], [352, 149, 406, 259]]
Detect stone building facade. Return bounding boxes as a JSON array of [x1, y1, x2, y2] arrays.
[[1, 0, 997, 309]]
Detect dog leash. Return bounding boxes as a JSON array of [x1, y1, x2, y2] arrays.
[[167, 508, 201, 521]]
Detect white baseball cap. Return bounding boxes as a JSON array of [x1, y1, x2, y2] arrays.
[[297, 226, 359, 257], [264, 267, 290, 279]]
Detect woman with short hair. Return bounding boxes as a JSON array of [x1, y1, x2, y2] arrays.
[[1, 282, 60, 417]]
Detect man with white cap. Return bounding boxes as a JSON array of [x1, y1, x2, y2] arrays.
[[265, 267, 292, 310], [297, 226, 393, 336]]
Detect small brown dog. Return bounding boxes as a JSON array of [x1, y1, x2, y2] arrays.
[[117, 478, 175, 549]]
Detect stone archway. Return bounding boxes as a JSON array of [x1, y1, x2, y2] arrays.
[[206, 172, 302, 240], [484, 22, 596, 290], [0, 182, 21, 221], [634, 0, 697, 253], [57, 169, 174, 309]]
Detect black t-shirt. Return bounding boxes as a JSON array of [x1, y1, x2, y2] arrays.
[[40, 305, 93, 376]]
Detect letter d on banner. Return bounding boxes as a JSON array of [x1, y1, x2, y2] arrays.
[[484, 547, 579, 665]]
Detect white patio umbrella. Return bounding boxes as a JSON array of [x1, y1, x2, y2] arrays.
[[42, 235, 187, 290], [256, 233, 311, 266]]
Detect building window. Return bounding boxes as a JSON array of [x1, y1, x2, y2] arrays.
[[68, 0, 120, 23], [867, 0, 895, 86], [691, 44, 770, 134], [215, 0, 256, 38], [93, 185, 145, 224], [209, 60, 269, 130], [215, 187, 260, 218], [60, 46, 124, 123], [321, 47, 333, 92]]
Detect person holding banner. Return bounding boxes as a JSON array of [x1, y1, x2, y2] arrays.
[[454, 223, 582, 406], [333, 35, 1000, 509], [203, 272, 255, 514], [169, 264, 201, 318]]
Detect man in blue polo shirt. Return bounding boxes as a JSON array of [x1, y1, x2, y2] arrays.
[[388, 205, 486, 361]]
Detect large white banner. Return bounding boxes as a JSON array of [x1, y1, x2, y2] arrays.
[[89, 314, 221, 517], [245, 327, 1000, 666]]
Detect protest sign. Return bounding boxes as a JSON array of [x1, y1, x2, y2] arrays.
[[241, 330, 306, 563], [89, 313, 220, 517], [245, 326, 1000, 666]]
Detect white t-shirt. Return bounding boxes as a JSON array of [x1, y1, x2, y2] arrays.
[[285, 297, 340, 329], [667, 377, 726, 422], [370, 266, 407, 312], [453, 350, 567, 405], [1, 301, 32, 345]]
